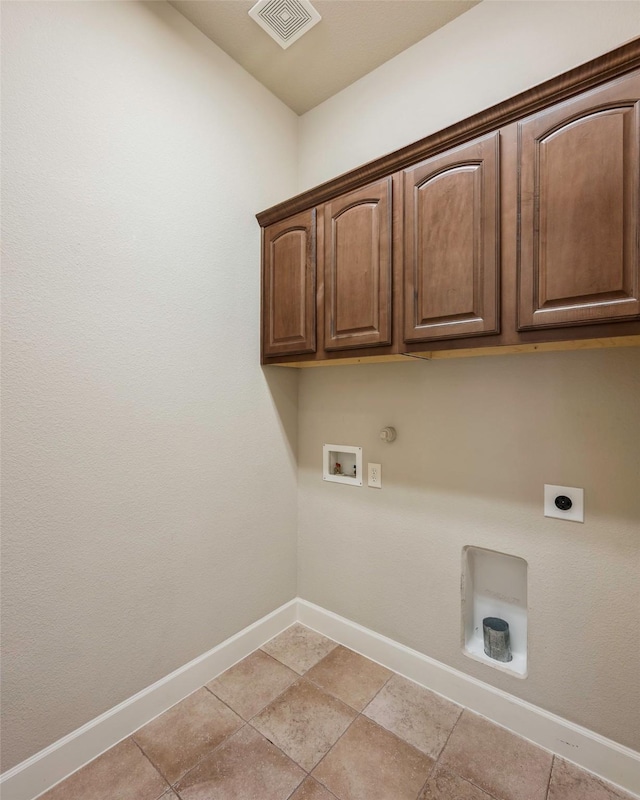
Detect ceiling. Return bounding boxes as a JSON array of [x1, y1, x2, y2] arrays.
[[169, 1, 479, 114]]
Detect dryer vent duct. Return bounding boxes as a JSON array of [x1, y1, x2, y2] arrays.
[[249, 0, 321, 50]]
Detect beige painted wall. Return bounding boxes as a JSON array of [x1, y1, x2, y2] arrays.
[[297, 1, 640, 750], [299, 0, 640, 189], [3, 0, 640, 773], [1, 1, 298, 770], [298, 352, 640, 750]]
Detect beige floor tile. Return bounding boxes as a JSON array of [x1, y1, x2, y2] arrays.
[[207, 649, 298, 719], [133, 687, 243, 784], [363, 673, 462, 758], [176, 725, 304, 800], [439, 710, 553, 800], [420, 766, 494, 800], [39, 738, 167, 800], [251, 679, 356, 771], [312, 715, 434, 800], [261, 623, 338, 674], [548, 758, 636, 800], [290, 776, 339, 800], [305, 645, 392, 711]]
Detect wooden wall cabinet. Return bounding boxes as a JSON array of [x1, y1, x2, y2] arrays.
[[262, 209, 316, 358], [517, 74, 640, 330], [323, 178, 393, 351], [403, 133, 500, 343], [258, 40, 640, 366]]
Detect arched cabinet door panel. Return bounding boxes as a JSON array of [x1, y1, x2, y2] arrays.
[[262, 209, 316, 357], [403, 133, 500, 343], [323, 178, 392, 351], [518, 73, 640, 330]]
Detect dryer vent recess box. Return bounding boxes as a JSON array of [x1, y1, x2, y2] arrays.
[[462, 546, 528, 677]]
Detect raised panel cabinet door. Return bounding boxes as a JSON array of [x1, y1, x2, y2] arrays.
[[403, 133, 500, 343], [324, 178, 392, 350], [262, 209, 316, 357], [518, 72, 640, 330]]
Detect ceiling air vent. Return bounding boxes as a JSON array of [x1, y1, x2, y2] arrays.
[[249, 0, 321, 50]]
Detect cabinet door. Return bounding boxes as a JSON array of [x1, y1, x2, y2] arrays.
[[518, 73, 640, 330], [262, 209, 316, 358], [403, 133, 500, 343], [324, 178, 392, 350]]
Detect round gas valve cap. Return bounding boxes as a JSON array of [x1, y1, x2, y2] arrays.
[[555, 495, 573, 511], [379, 426, 397, 443]]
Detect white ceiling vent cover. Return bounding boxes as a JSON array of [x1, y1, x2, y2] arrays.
[[249, 0, 321, 50]]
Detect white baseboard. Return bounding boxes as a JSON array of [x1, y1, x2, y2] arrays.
[[2, 597, 639, 800], [0, 599, 297, 800], [297, 599, 640, 799]]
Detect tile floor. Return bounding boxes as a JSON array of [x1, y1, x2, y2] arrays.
[[40, 623, 635, 800]]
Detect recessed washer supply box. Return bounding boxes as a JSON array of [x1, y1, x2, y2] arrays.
[[323, 444, 362, 486]]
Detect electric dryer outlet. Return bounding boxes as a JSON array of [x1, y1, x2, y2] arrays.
[[544, 484, 584, 522]]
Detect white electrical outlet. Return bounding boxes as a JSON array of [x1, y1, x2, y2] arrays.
[[368, 463, 382, 489], [544, 484, 584, 522]]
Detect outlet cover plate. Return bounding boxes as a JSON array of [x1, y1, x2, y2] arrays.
[[544, 484, 584, 522], [368, 463, 382, 489]]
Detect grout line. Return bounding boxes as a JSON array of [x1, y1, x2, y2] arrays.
[[100, 626, 571, 800], [545, 756, 557, 800], [218, 630, 625, 800], [301, 646, 392, 714], [257, 647, 303, 677], [362, 669, 395, 710], [166, 721, 250, 793], [412, 702, 463, 799], [309, 712, 362, 786], [141, 631, 510, 800], [413, 772, 432, 800], [286, 626, 453, 798], [130, 737, 173, 796], [428, 713, 522, 800], [246, 716, 312, 777], [283, 779, 305, 800], [132, 681, 254, 792], [260, 627, 339, 677], [37, 627, 527, 800], [203, 651, 300, 725], [250, 631, 364, 793], [434, 704, 464, 763], [256, 646, 309, 676], [173, 722, 250, 783], [283, 774, 341, 800], [200, 683, 252, 723]]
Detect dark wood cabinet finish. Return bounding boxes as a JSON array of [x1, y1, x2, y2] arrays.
[[518, 72, 640, 330], [257, 40, 640, 229], [403, 133, 500, 342], [323, 179, 392, 350], [258, 40, 640, 367], [262, 209, 316, 358]]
